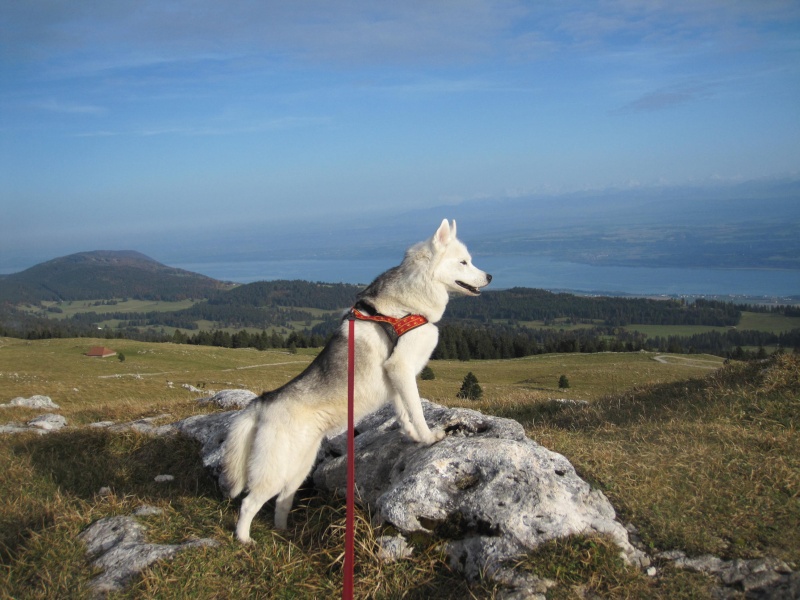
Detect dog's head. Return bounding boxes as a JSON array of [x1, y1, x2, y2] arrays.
[[431, 219, 492, 296]]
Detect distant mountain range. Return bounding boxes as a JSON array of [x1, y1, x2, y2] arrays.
[[0, 250, 232, 303]]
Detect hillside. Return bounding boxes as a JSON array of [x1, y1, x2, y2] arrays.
[[0, 251, 232, 303], [0, 340, 796, 598]]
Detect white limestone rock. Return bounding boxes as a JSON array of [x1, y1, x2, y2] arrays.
[[199, 389, 257, 409], [27, 413, 67, 431], [2, 395, 60, 409]]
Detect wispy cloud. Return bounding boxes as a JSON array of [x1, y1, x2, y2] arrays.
[[73, 116, 330, 138], [30, 99, 105, 115], [613, 82, 715, 114]]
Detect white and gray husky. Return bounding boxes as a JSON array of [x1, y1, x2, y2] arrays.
[[221, 219, 491, 543]]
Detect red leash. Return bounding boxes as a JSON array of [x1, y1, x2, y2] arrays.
[[343, 316, 356, 599]]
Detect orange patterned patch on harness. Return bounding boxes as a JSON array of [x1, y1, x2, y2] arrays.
[[350, 308, 428, 338]]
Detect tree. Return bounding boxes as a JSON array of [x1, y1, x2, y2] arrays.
[[457, 371, 483, 401], [420, 365, 435, 380], [558, 374, 570, 389]]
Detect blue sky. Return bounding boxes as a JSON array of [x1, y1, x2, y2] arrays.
[[1, 1, 799, 271]]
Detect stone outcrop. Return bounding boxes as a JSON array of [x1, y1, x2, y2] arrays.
[[312, 401, 647, 584], [0, 412, 67, 434], [658, 551, 799, 599], [1, 395, 60, 409], [79, 514, 218, 596], [198, 389, 257, 409], [27, 413, 67, 431]]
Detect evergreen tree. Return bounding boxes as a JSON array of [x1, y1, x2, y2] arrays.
[[457, 371, 483, 401], [420, 365, 435, 380], [558, 374, 570, 389]]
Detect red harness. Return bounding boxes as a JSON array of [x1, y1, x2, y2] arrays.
[[348, 300, 428, 345]]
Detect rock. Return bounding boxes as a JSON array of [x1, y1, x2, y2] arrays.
[[109, 414, 175, 436], [133, 505, 164, 517], [154, 474, 174, 483], [0, 423, 41, 435], [1, 395, 60, 409], [182, 384, 205, 393], [376, 535, 413, 562], [312, 400, 647, 586], [199, 389, 257, 409], [0, 413, 66, 435], [666, 552, 796, 598], [80, 515, 146, 558], [657, 549, 686, 561], [78, 515, 218, 595], [674, 554, 727, 574], [173, 410, 240, 474], [27, 413, 67, 431]]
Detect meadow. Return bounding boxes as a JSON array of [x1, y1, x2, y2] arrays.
[[0, 337, 797, 598]]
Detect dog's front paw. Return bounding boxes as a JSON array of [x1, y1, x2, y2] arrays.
[[418, 428, 446, 445]]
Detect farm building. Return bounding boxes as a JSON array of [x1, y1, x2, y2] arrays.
[[86, 346, 117, 358]]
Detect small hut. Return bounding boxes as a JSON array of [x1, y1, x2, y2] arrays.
[[86, 346, 117, 358]]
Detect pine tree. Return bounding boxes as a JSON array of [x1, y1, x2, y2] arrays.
[[457, 371, 483, 401]]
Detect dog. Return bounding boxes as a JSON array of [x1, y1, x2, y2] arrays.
[[220, 219, 491, 543]]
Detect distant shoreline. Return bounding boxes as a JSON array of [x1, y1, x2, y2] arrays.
[[171, 255, 800, 303]]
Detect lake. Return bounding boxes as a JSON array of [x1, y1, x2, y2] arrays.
[[175, 255, 800, 300]]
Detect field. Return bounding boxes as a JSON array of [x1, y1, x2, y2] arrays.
[[0, 338, 797, 598], [22, 299, 200, 320]]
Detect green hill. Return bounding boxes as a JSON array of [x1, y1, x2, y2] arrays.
[[0, 251, 231, 303]]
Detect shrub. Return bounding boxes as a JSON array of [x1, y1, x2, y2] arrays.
[[420, 366, 435, 380], [558, 374, 570, 389]]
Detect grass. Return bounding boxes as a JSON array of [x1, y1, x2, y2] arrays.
[[624, 310, 800, 339], [0, 337, 798, 598], [21, 299, 200, 320], [738, 311, 800, 334], [520, 310, 800, 339], [511, 354, 800, 562]]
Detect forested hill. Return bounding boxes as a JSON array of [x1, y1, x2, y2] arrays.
[[0, 251, 231, 303], [207, 280, 362, 309], [447, 288, 741, 327], [199, 282, 741, 325]]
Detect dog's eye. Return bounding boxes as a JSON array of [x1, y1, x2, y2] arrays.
[[460, 260, 468, 265]]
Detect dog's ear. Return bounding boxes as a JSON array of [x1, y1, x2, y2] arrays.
[[433, 219, 452, 248], [451, 220, 457, 239]]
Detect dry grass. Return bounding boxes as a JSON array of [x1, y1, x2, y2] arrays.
[[1, 338, 797, 598], [511, 354, 800, 564]]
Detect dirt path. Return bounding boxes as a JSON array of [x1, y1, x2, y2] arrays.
[[652, 354, 722, 369]]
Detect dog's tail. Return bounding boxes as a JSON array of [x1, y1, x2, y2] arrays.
[[220, 403, 259, 498]]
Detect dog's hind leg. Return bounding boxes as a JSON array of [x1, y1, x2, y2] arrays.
[[236, 483, 280, 544], [274, 439, 321, 529]]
